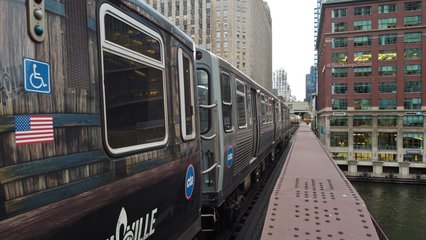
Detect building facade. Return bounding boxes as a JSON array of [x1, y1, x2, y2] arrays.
[[316, 0, 426, 178], [273, 68, 291, 101], [146, 0, 272, 91], [306, 66, 317, 102]]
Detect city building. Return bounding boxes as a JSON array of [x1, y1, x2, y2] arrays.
[[273, 68, 291, 101], [316, 0, 426, 178], [306, 66, 317, 102], [146, 0, 272, 91]]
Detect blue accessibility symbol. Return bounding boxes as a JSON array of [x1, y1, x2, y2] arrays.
[[226, 146, 233, 168], [24, 58, 51, 94], [185, 164, 195, 200]]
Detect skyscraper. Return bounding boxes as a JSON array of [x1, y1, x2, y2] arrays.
[[273, 68, 291, 101], [146, 0, 272, 91]]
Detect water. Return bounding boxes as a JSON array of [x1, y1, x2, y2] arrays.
[[351, 181, 426, 240]]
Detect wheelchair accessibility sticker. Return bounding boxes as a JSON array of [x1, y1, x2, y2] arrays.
[[24, 58, 50, 94]]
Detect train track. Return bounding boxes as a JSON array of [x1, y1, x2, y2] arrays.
[[195, 137, 293, 240]]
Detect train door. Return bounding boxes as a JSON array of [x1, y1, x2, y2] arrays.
[[251, 88, 259, 157]]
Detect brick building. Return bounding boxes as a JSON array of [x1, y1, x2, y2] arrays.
[[316, 0, 426, 178]]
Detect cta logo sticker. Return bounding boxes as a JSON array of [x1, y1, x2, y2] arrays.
[[185, 164, 195, 200], [226, 146, 233, 168]]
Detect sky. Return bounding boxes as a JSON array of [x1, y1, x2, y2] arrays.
[[266, 0, 317, 101]]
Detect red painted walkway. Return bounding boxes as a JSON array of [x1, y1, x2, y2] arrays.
[[261, 123, 381, 240]]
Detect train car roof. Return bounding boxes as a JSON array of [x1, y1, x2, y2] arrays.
[[196, 47, 281, 102], [123, 0, 194, 49]]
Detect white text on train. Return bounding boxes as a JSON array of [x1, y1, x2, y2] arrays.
[[106, 207, 157, 240]]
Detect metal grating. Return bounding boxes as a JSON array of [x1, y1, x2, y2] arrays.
[[65, 0, 90, 89]]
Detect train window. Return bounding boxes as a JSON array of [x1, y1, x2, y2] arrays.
[[221, 72, 233, 132], [260, 94, 266, 124], [197, 69, 210, 134], [236, 79, 247, 129], [178, 48, 195, 140], [100, 4, 167, 154]]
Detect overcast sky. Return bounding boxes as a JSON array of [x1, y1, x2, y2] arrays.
[[267, 0, 317, 101]]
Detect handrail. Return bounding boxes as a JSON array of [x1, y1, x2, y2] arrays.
[[199, 103, 217, 109], [202, 163, 218, 175], [201, 133, 217, 140]]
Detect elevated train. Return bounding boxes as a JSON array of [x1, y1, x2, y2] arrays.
[[0, 1, 295, 239]]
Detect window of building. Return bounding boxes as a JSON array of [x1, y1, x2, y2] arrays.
[[353, 132, 372, 150], [236, 79, 247, 129], [354, 99, 371, 110], [354, 20, 372, 31], [379, 34, 397, 45], [404, 48, 422, 60], [404, 98, 422, 110], [403, 132, 423, 149], [378, 4, 397, 14], [331, 152, 348, 160], [379, 66, 397, 76], [332, 22, 348, 32], [403, 115, 423, 127], [353, 115, 372, 127], [404, 15, 422, 27], [404, 64, 421, 75], [330, 132, 348, 147], [404, 32, 422, 43], [354, 6, 372, 16], [378, 18, 397, 29], [378, 82, 397, 93], [332, 99, 348, 110], [354, 36, 371, 46], [332, 68, 348, 78], [332, 8, 347, 18], [354, 51, 371, 62], [354, 67, 372, 77], [379, 98, 397, 110], [332, 83, 348, 94], [378, 132, 397, 150], [330, 116, 348, 126], [378, 115, 398, 127], [404, 1, 422, 11], [221, 72, 233, 132], [332, 52, 348, 62], [354, 82, 371, 93], [405, 81, 422, 92], [100, 7, 166, 154], [354, 153, 372, 161], [378, 153, 397, 162], [378, 50, 397, 61], [332, 37, 348, 48]]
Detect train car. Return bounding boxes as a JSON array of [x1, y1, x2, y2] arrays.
[[0, 1, 200, 239], [195, 48, 292, 230]]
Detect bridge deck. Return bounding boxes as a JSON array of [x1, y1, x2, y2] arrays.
[[261, 123, 381, 240]]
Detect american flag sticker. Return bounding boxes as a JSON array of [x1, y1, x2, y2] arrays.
[[15, 115, 54, 145]]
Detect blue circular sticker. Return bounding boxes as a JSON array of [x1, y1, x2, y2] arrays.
[[185, 164, 195, 200], [226, 146, 234, 168]]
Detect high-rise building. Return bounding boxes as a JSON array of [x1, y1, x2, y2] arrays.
[[316, 0, 426, 178], [146, 0, 272, 91], [273, 68, 291, 101], [306, 66, 317, 103]]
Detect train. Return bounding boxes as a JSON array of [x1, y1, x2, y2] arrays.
[[0, 1, 295, 239]]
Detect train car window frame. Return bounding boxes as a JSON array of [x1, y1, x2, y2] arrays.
[[99, 4, 168, 155], [178, 48, 196, 141], [236, 78, 247, 129], [260, 94, 266, 125], [197, 68, 211, 134], [221, 71, 234, 133]]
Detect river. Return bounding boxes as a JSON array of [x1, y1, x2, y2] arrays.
[[351, 181, 426, 240]]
